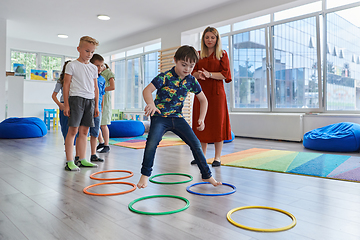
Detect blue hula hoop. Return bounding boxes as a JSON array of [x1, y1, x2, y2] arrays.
[[186, 182, 236, 196]]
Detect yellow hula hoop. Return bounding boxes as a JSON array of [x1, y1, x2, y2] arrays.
[[226, 206, 296, 232]]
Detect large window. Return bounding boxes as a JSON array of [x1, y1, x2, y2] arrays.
[[11, 50, 75, 81], [272, 17, 319, 109], [11, 51, 37, 79], [126, 58, 142, 109], [111, 43, 160, 111], [326, 6, 360, 110], [113, 60, 126, 110], [41, 55, 62, 81], [232, 28, 268, 109], [222, 0, 360, 113]]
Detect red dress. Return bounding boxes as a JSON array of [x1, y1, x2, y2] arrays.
[[192, 50, 232, 143]]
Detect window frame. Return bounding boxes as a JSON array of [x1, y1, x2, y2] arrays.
[[110, 47, 160, 112], [10, 49, 76, 81], [269, 13, 323, 113]]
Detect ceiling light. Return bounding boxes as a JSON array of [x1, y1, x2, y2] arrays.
[[97, 15, 110, 20], [58, 34, 68, 39]]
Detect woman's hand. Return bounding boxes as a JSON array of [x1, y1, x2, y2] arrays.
[[198, 68, 212, 79], [197, 70, 206, 80], [144, 104, 161, 116], [197, 119, 205, 131]]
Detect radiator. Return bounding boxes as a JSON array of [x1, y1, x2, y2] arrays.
[[229, 113, 304, 142]]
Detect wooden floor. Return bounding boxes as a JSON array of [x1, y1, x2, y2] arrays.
[[1, 129, 360, 240]]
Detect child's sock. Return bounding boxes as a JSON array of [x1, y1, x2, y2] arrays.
[[65, 161, 80, 171], [76, 159, 98, 168]]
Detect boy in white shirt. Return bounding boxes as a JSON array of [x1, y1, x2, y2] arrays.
[[63, 36, 100, 171]]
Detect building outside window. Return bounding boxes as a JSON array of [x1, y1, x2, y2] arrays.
[[227, 0, 360, 112], [326, 6, 360, 110]]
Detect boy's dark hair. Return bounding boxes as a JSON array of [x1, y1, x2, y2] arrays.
[[59, 60, 71, 85], [174, 45, 199, 63], [90, 53, 104, 64]]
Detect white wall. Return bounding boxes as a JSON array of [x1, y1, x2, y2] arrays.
[[6, 77, 58, 119], [0, 18, 6, 121]]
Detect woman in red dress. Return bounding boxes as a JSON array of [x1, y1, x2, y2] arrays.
[[191, 26, 232, 167]]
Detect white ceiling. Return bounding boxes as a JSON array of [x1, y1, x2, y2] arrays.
[[1, 0, 238, 48]]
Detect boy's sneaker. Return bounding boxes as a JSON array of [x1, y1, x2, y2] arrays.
[[98, 146, 110, 153], [65, 161, 80, 171], [75, 158, 98, 168], [96, 143, 105, 151], [91, 154, 104, 162]]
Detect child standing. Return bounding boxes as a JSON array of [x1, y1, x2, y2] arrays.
[[88, 54, 106, 162], [97, 63, 115, 153], [52, 60, 71, 142], [63, 36, 100, 171], [137, 45, 221, 188]]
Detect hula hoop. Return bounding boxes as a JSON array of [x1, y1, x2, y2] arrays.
[[83, 181, 136, 196], [186, 182, 236, 196], [227, 206, 297, 232], [149, 173, 193, 184], [128, 195, 190, 215], [90, 170, 134, 181]]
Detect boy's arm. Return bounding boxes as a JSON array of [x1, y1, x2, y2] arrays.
[[195, 91, 208, 131], [105, 78, 115, 91], [143, 83, 160, 116], [94, 78, 99, 118], [63, 74, 71, 117]]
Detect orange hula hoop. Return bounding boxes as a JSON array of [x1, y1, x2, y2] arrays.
[[90, 170, 134, 181], [83, 181, 136, 196]]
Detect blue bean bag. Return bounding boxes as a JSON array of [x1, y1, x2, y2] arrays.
[[303, 122, 360, 152], [0, 117, 47, 139], [224, 131, 235, 143], [209, 131, 235, 144], [108, 120, 145, 138]]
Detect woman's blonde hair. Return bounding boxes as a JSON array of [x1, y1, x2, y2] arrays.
[[200, 27, 223, 60]]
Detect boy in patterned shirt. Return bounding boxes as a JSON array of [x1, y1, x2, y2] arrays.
[[137, 45, 222, 189]]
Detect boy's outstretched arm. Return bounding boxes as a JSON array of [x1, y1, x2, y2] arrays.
[[195, 91, 208, 131], [143, 83, 161, 116]]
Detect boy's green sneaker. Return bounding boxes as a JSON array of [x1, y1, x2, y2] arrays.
[[65, 161, 80, 171], [75, 158, 98, 168]]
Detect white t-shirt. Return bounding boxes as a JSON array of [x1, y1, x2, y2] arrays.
[[65, 60, 98, 99]]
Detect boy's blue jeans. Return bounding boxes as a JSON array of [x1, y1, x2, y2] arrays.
[[141, 116, 212, 179]]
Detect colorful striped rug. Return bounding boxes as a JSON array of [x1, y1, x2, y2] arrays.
[[109, 134, 185, 149], [207, 148, 360, 182]]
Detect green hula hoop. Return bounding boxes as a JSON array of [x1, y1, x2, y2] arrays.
[[128, 195, 190, 215], [149, 173, 193, 184]]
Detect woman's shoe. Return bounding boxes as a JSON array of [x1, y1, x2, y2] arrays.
[[212, 160, 221, 167]]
